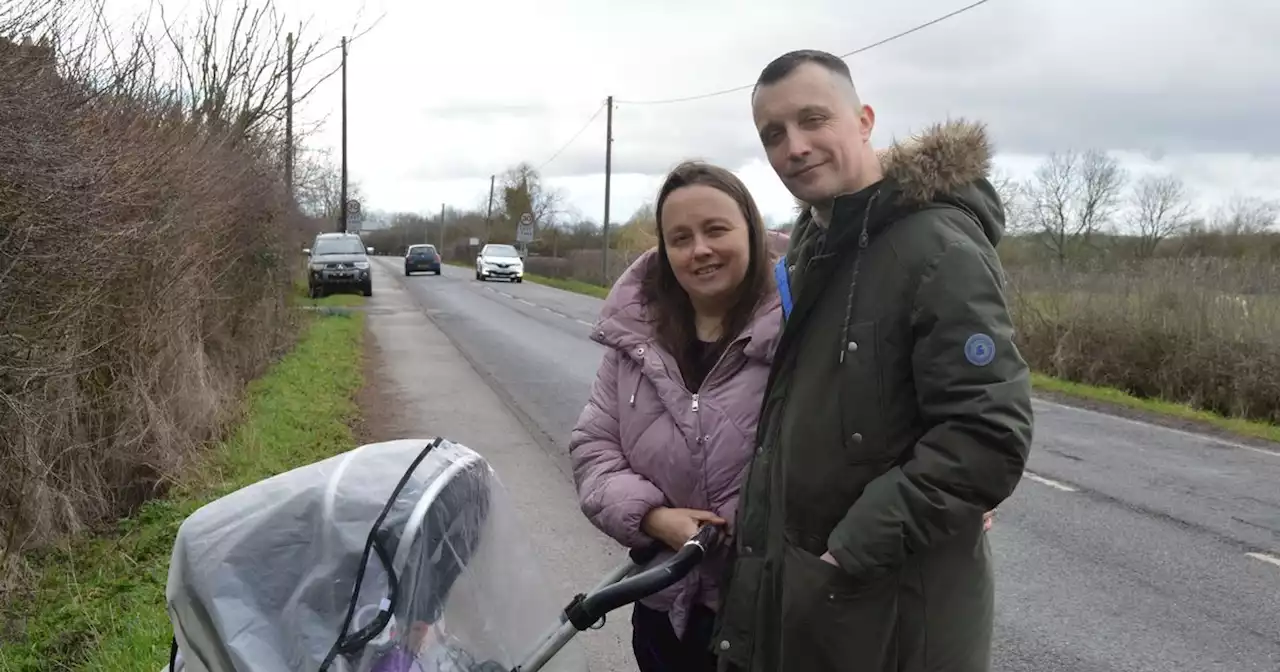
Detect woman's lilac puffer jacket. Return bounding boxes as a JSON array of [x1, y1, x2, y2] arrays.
[[568, 248, 782, 638]]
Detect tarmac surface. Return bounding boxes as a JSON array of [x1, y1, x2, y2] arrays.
[[363, 258, 1280, 671]]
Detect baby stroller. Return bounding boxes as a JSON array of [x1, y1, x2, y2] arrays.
[[161, 437, 720, 672]]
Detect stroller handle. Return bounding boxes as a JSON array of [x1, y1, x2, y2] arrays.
[[512, 525, 723, 672], [564, 523, 722, 631]]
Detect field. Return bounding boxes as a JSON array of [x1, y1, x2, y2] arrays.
[[1006, 258, 1280, 426]]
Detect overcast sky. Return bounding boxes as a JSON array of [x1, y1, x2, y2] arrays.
[[272, 0, 1278, 227]]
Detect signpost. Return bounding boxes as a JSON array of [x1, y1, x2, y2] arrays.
[[347, 199, 363, 230], [516, 212, 534, 243], [516, 212, 534, 258]]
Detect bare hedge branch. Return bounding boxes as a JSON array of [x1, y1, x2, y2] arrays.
[[0, 0, 363, 582]]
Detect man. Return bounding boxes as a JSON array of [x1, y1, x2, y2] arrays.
[[712, 50, 1034, 672]]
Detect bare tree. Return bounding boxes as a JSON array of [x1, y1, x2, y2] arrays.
[[293, 146, 364, 221], [1025, 150, 1127, 263], [1213, 194, 1279, 234], [155, 0, 380, 140], [1129, 173, 1194, 257], [990, 168, 1032, 234], [495, 162, 566, 241], [0, 0, 57, 36]]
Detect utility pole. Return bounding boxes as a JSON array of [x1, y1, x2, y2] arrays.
[[439, 203, 446, 253], [602, 95, 613, 283], [285, 32, 294, 200], [339, 37, 348, 233], [484, 174, 495, 244]]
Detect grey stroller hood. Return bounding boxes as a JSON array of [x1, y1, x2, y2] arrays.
[[163, 438, 584, 672]]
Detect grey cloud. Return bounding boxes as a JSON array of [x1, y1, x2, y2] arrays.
[[579, 0, 1279, 177], [404, 0, 1280, 187]]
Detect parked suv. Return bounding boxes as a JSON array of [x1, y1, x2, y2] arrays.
[[307, 232, 372, 298], [474, 243, 524, 283], [404, 244, 441, 276]]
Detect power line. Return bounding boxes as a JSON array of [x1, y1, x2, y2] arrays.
[[614, 0, 992, 106], [535, 100, 608, 172]]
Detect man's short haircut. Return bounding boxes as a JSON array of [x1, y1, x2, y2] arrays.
[[754, 49, 855, 95]]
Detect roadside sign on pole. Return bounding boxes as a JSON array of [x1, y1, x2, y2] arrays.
[[516, 212, 535, 243], [348, 199, 363, 228]]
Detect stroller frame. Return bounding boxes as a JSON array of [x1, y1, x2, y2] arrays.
[[162, 437, 722, 672], [515, 524, 721, 672]]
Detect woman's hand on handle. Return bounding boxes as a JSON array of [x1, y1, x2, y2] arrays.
[[641, 507, 726, 552]]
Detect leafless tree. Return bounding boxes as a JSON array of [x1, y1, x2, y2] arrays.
[[1213, 194, 1279, 234], [155, 0, 379, 139], [990, 168, 1032, 234], [496, 162, 566, 239], [294, 146, 363, 221], [1025, 149, 1127, 263], [1129, 173, 1194, 257], [0, 0, 56, 35]]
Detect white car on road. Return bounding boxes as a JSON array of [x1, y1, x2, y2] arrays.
[[475, 244, 524, 283]]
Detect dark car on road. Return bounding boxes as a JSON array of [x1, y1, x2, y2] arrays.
[[306, 232, 372, 298], [404, 244, 442, 276]]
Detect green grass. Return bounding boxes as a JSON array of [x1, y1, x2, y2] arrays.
[[0, 305, 366, 671], [291, 277, 367, 308], [524, 274, 609, 298], [1030, 373, 1280, 443]]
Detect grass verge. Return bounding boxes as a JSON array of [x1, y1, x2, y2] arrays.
[[0, 294, 366, 672], [1030, 373, 1280, 444], [523, 274, 609, 298]]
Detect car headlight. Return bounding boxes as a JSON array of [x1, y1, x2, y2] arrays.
[[310, 262, 325, 271], [354, 261, 370, 270]]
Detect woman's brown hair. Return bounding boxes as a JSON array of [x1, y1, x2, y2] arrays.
[[642, 160, 773, 387]]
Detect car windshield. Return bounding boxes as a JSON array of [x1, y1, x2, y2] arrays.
[[408, 246, 436, 256], [313, 238, 365, 256], [483, 245, 519, 258]]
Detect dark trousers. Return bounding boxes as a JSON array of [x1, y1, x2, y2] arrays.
[[631, 602, 718, 672]]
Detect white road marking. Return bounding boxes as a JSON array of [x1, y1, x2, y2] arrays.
[[1033, 398, 1280, 459], [517, 298, 535, 307], [576, 319, 593, 327], [1023, 471, 1078, 492], [1245, 552, 1280, 569]]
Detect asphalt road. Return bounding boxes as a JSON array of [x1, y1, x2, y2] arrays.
[[381, 258, 1280, 672]]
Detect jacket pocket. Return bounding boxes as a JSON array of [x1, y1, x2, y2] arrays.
[[780, 543, 899, 671], [838, 320, 891, 464]]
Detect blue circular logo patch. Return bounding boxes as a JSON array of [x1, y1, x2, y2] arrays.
[[964, 333, 996, 367]]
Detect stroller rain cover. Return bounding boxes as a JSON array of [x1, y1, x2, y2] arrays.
[[163, 438, 585, 672]]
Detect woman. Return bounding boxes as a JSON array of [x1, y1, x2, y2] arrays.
[[568, 160, 780, 671], [568, 161, 997, 671]]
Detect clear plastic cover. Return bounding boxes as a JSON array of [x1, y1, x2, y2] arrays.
[[163, 438, 587, 672]]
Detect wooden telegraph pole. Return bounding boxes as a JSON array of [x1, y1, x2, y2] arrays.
[[602, 95, 613, 283], [285, 32, 294, 199], [339, 37, 348, 233], [485, 174, 495, 244]]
